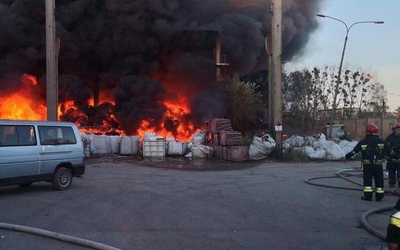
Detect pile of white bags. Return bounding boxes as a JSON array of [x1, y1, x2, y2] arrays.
[[283, 133, 355, 161]]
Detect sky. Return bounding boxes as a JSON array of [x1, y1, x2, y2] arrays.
[[286, 0, 400, 111]]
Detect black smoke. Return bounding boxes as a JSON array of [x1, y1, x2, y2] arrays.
[[0, 0, 323, 134]]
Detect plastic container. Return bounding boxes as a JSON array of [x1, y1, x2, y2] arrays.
[[143, 138, 166, 158], [120, 136, 139, 155]]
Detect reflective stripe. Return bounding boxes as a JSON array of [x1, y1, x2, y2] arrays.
[[390, 216, 400, 228], [362, 160, 382, 164], [360, 144, 384, 150], [360, 143, 384, 164], [392, 212, 400, 219], [364, 186, 373, 192], [376, 188, 385, 194]]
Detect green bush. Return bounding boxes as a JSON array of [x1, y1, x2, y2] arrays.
[[216, 75, 264, 132]]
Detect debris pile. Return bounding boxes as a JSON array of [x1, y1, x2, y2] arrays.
[[283, 133, 358, 161]]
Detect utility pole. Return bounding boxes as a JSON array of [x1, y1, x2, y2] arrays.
[[269, 0, 283, 152], [215, 33, 229, 81], [45, 0, 58, 121]]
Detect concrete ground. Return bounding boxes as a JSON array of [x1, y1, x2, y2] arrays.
[[0, 156, 396, 250]]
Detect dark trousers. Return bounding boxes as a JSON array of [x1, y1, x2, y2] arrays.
[[387, 160, 400, 187], [363, 163, 384, 200]]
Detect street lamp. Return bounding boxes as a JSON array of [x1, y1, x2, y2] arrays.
[[316, 14, 384, 138]]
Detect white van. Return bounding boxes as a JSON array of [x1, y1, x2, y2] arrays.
[[0, 120, 85, 191]]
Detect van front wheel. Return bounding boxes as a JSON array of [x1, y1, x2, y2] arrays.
[[52, 167, 72, 191]]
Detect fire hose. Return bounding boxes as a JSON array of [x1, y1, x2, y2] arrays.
[[0, 222, 121, 250], [304, 167, 399, 241]]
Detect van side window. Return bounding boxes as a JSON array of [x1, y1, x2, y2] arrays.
[[0, 125, 36, 146], [38, 126, 77, 145], [17, 126, 37, 145]]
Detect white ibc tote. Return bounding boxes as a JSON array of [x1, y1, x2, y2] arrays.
[[91, 135, 112, 155], [120, 136, 139, 155], [109, 136, 121, 154]]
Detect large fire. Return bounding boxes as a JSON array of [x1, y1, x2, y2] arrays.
[[0, 74, 46, 120], [137, 99, 198, 141], [0, 74, 199, 142]]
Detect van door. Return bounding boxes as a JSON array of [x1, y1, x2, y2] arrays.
[[0, 125, 39, 179], [38, 125, 80, 174]]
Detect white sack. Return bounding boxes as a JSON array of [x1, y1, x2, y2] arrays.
[[283, 135, 305, 147], [311, 133, 327, 149], [249, 134, 276, 160], [191, 145, 214, 158], [338, 140, 358, 155], [302, 146, 326, 160], [321, 141, 346, 160], [191, 131, 207, 146], [302, 146, 316, 156]]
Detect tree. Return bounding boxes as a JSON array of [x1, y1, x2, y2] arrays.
[[283, 66, 335, 133], [365, 82, 388, 117], [340, 69, 378, 118], [216, 75, 264, 131], [283, 64, 388, 133]]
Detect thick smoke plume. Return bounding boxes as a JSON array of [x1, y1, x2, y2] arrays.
[[0, 0, 322, 135]]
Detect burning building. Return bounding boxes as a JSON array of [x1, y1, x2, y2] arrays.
[[0, 0, 322, 141]]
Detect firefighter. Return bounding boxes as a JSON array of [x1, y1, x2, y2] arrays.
[[345, 123, 385, 201], [385, 123, 400, 188], [386, 197, 400, 250]]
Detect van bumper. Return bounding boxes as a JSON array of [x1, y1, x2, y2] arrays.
[[73, 164, 85, 176]]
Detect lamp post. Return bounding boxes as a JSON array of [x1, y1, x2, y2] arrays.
[[316, 14, 384, 138]]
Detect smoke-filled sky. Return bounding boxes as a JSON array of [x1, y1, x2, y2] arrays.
[[0, 0, 323, 134]]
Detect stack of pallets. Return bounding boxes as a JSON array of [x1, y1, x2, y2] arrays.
[[206, 118, 248, 162]]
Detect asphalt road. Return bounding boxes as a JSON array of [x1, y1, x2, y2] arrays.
[[0, 157, 396, 250]]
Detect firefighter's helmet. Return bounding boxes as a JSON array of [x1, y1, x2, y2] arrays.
[[392, 123, 400, 131], [366, 123, 379, 135]]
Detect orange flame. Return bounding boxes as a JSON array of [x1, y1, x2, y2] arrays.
[[138, 98, 199, 142], [0, 74, 46, 120], [0, 93, 46, 120], [1, 73, 200, 142], [88, 91, 115, 106]]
